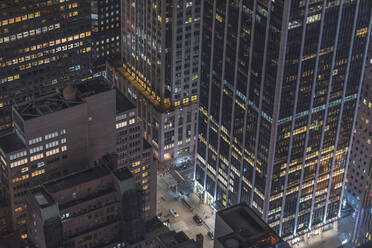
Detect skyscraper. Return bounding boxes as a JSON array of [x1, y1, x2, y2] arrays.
[[0, 0, 92, 130], [114, 0, 201, 161], [194, 0, 371, 239], [346, 32, 372, 246], [91, 0, 121, 71]]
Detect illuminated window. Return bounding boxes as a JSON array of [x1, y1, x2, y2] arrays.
[[32, 169, 45, 177], [46, 148, 59, 157], [306, 14, 321, 24], [30, 153, 44, 162], [10, 158, 28, 168], [356, 27, 368, 37], [131, 161, 140, 167]]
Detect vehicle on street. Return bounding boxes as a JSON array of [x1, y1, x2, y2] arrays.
[[207, 232, 214, 240], [169, 209, 179, 217], [193, 215, 203, 225]]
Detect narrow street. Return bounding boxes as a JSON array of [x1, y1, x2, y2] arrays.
[[157, 157, 215, 248]]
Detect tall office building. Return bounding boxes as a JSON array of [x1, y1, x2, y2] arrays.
[[346, 34, 372, 246], [194, 0, 371, 239], [113, 0, 201, 161], [0, 0, 92, 130], [91, 0, 121, 71]]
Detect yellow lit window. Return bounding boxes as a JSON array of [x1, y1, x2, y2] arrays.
[[142, 172, 148, 177], [142, 179, 149, 184], [216, 14, 223, 23], [356, 27, 368, 37], [131, 161, 140, 167], [32, 169, 45, 177]]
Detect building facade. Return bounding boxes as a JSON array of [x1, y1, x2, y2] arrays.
[[0, 0, 92, 130], [115, 91, 157, 219], [26, 165, 145, 248], [107, 61, 198, 162], [114, 0, 202, 161], [194, 0, 372, 239], [347, 34, 372, 245], [91, 0, 121, 71], [0, 79, 116, 236]]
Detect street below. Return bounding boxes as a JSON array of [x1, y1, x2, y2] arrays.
[[157, 157, 215, 248]]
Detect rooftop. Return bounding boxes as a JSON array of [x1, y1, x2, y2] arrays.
[[14, 92, 83, 121], [44, 166, 110, 193], [216, 202, 287, 248], [13, 78, 111, 121], [112, 167, 133, 181], [116, 90, 135, 113], [75, 78, 112, 98], [30, 187, 55, 209], [0, 132, 25, 153], [157, 231, 198, 248]]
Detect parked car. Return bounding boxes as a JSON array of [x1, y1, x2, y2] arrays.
[[193, 215, 203, 225], [169, 209, 179, 217], [207, 232, 214, 240]]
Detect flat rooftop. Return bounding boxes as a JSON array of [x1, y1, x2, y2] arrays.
[[14, 92, 83, 121], [218, 204, 265, 236], [0, 132, 25, 153], [116, 90, 135, 113], [14, 78, 111, 121], [112, 167, 133, 181], [44, 166, 110, 193], [76, 78, 112, 98], [30, 187, 55, 209], [216, 202, 285, 248]]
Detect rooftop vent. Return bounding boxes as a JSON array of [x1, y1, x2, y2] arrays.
[[63, 86, 77, 102]]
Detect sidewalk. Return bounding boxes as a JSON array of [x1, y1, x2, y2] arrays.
[[293, 215, 354, 248]]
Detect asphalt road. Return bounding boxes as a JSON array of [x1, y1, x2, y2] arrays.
[[157, 171, 215, 248]]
